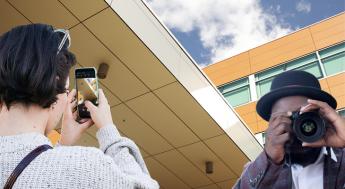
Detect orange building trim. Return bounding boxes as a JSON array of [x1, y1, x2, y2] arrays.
[[203, 12, 345, 134]]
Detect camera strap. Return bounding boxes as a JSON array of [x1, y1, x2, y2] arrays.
[[284, 153, 292, 167], [283, 140, 293, 168], [4, 144, 52, 189]]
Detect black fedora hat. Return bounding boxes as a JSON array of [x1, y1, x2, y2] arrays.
[[256, 70, 337, 121]]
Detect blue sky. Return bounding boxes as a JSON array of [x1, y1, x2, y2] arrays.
[[146, 0, 344, 67]]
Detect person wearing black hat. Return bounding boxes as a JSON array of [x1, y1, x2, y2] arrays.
[[233, 70, 345, 189]]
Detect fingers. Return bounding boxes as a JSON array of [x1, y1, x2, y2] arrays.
[[300, 103, 319, 113], [64, 100, 73, 117], [302, 139, 326, 147], [64, 95, 77, 119], [68, 89, 77, 102], [299, 99, 345, 148], [266, 113, 292, 146], [73, 110, 78, 120], [270, 111, 292, 122], [300, 99, 327, 115], [271, 111, 292, 118], [276, 132, 290, 144], [304, 99, 339, 124], [85, 100, 97, 114], [307, 99, 329, 110], [273, 122, 292, 135], [269, 113, 292, 130], [80, 119, 94, 129], [71, 99, 77, 111], [78, 118, 89, 124], [303, 99, 333, 116], [98, 89, 108, 106]]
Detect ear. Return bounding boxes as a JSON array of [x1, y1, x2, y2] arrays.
[[0, 101, 7, 113], [0, 99, 4, 108], [50, 101, 58, 110]]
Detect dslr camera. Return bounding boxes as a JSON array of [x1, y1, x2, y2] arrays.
[[291, 111, 326, 143]]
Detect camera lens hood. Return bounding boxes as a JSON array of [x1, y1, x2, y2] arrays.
[[292, 111, 326, 143]]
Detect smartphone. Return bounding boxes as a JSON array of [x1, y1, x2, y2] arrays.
[[75, 67, 99, 119]]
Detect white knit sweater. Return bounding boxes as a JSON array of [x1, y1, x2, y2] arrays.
[[0, 125, 159, 189]]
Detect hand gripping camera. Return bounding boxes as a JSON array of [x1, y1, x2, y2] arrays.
[[291, 111, 326, 143]]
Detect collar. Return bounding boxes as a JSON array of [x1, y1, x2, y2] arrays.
[[0, 132, 52, 153], [314, 147, 338, 164]]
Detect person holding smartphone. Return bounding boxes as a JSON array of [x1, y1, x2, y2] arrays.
[[0, 24, 159, 189]]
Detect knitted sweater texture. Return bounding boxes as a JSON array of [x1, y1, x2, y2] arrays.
[[0, 125, 159, 189]]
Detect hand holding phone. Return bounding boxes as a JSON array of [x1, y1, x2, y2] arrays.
[[84, 89, 114, 129], [60, 89, 94, 146], [75, 67, 99, 119]]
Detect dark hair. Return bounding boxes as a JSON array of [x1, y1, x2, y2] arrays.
[[0, 24, 76, 109]]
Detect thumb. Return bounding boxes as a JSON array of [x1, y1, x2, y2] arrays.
[[84, 101, 97, 114], [79, 119, 94, 129], [64, 101, 73, 117], [302, 139, 326, 147]]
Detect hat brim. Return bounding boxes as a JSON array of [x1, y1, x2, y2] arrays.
[[256, 86, 337, 121]]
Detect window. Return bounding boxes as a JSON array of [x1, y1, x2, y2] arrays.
[[286, 54, 323, 78], [218, 78, 251, 107], [255, 65, 284, 98], [319, 42, 345, 76], [218, 43, 343, 107], [255, 54, 322, 97], [339, 109, 345, 117]]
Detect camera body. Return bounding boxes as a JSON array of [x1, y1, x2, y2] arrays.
[[291, 111, 326, 143]]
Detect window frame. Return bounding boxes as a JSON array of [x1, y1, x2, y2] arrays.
[[338, 108, 345, 117], [218, 77, 251, 107], [254, 53, 323, 98], [254, 131, 266, 146], [318, 41, 345, 76], [217, 42, 344, 108]]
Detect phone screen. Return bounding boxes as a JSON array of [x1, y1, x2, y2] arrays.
[[75, 68, 99, 118]]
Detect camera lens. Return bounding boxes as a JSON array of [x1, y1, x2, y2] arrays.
[[292, 111, 326, 143], [300, 119, 317, 137]]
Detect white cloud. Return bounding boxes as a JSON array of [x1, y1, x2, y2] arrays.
[[145, 0, 294, 66], [296, 0, 311, 13]]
